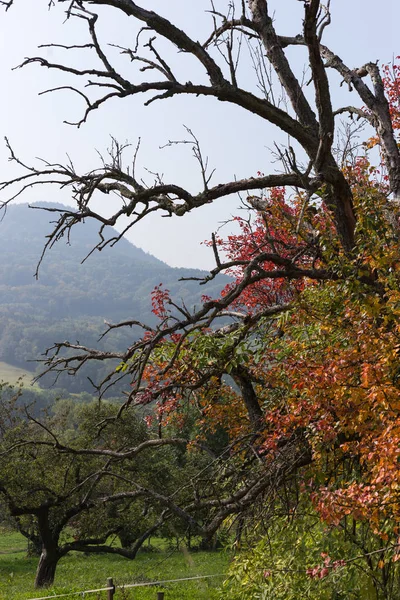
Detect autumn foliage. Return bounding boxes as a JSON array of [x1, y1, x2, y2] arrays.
[[135, 59, 400, 585], [383, 57, 400, 133]]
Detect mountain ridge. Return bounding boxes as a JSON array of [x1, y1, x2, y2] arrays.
[[0, 203, 229, 393]]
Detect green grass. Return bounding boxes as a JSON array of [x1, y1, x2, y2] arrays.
[[0, 530, 26, 555], [0, 530, 230, 600], [0, 362, 36, 387]]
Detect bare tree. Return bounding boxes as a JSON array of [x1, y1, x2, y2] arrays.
[[1, 0, 395, 394], [3, 1, 398, 247]]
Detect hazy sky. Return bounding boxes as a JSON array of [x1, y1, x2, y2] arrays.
[[0, 1, 399, 269]]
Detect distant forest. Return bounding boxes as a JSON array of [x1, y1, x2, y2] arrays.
[[0, 203, 228, 394]]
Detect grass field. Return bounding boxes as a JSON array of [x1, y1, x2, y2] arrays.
[[0, 530, 230, 600], [0, 362, 36, 387]]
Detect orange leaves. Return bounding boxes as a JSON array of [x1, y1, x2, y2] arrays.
[[137, 63, 400, 533], [262, 244, 400, 529], [196, 383, 248, 440]]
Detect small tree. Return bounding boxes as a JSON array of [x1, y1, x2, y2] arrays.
[[0, 398, 185, 587]]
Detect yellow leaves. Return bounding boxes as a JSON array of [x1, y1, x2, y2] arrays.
[[364, 136, 380, 150], [196, 383, 249, 441]]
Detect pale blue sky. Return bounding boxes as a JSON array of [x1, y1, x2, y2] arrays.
[[0, 1, 399, 269]]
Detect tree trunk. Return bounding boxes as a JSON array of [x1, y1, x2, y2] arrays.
[[27, 536, 42, 557], [231, 365, 263, 430], [118, 529, 138, 549], [34, 548, 61, 588]]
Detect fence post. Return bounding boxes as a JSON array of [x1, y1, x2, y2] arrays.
[[157, 592, 165, 600], [107, 577, 115, 600]]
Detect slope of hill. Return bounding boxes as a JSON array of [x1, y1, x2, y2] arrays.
[[0, 203, 228, 393]]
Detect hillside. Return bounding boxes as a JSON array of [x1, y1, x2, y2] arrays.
[[0, 203, 228, 393]]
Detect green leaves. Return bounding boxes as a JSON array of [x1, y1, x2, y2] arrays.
[[220, 511, 376, 600]]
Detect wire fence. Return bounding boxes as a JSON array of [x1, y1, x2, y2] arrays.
[[27, 586, 113, 600], [27, 573, 226, 600]]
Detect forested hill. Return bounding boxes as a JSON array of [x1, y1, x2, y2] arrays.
[[0, 203, 228, 393]]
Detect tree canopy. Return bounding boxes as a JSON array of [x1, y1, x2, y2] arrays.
[[0, 393, 199, 587]]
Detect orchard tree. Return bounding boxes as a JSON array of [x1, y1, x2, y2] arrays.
[[0, 398, 188, 588], [1, 1, 400, 596]]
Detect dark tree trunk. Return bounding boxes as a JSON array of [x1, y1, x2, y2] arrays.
[[199, 534, 221, 551], [27, 536, 42, 557], [231, 365, 263, 430], [34, 508, 62, 588], [118, 529, 138, 549], [34, 548, 61, 588]]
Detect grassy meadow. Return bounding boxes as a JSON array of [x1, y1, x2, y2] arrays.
[[0, 362, 36, 387], [0, 530, 229, 600]]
